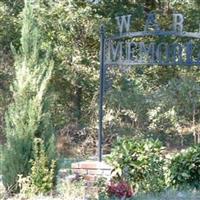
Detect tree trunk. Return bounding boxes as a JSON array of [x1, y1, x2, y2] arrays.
[[74, 80, 82, 124]]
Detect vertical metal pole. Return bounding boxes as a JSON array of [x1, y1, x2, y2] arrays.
[[98, 25, 105, 162]]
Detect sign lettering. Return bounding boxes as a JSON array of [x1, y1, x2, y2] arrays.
[[106, 41, 200, 66], [104, 13, 200, 66], [115, 15, 131, 35], [144, 13, 160, 32], [173, 14, 184, 32]]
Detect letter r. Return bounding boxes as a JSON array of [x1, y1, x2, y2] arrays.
[[173, 14, 184, 32]]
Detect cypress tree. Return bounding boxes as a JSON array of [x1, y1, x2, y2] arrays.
[[2, 0, 55, 191]]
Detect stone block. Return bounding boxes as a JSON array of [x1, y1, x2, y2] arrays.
[[87, 169, 103, 175], [72, 168, 88, 175], [103, 169, 112, 176], [84, 175, 97, 182]]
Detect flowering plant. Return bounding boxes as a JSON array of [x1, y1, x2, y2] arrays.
[[107, 181, 135, 199]]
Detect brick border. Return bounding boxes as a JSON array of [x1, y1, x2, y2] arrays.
[[71, 160, 112, 182]]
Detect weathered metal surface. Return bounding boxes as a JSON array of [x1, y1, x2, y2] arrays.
[[105, 13, 200, 67], [98, 25, 105, 162], [109, 31, 200, 40], [105, 40, 200, 66]]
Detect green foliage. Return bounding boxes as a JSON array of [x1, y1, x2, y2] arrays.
[[107, 137, 166, 192], [94, 177, 109, 199], [0, 2, 21, 51], [1, 0, 56, 191], [3, 126, 56, 195], [32, 0, 101, 128], [29, 138, 56, 194], [0, 0, 200, 160], [148, 76, 200, 145], [169, 145, 200, 189]]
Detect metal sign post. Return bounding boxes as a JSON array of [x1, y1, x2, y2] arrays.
[[98, 25, 105, 162]]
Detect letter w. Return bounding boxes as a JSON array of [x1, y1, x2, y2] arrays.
[[115, 15, 131, 35]]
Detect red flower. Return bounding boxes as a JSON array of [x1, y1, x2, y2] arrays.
[[107, 181, 134, 198]]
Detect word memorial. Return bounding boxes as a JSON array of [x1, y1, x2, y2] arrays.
[[104, 13, 200, 66], [97, 13, 200, 162]]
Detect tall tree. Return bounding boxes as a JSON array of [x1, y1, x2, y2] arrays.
[[1, 0, 55, 191]]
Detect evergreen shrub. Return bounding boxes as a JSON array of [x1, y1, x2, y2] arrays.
[[1, 0, 56, 192]]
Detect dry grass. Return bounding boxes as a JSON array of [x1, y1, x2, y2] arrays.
[[0, 180, 87, 200], [1, 163, 199, 200]]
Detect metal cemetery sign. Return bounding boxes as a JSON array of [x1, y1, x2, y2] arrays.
[[98, 13, 200, 161], [106, 13, 200, 66]]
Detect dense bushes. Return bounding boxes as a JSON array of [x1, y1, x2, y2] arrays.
[[107, 137, 200, 193], [107, 137, 166, 192], [169, 145, 200, 189]]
